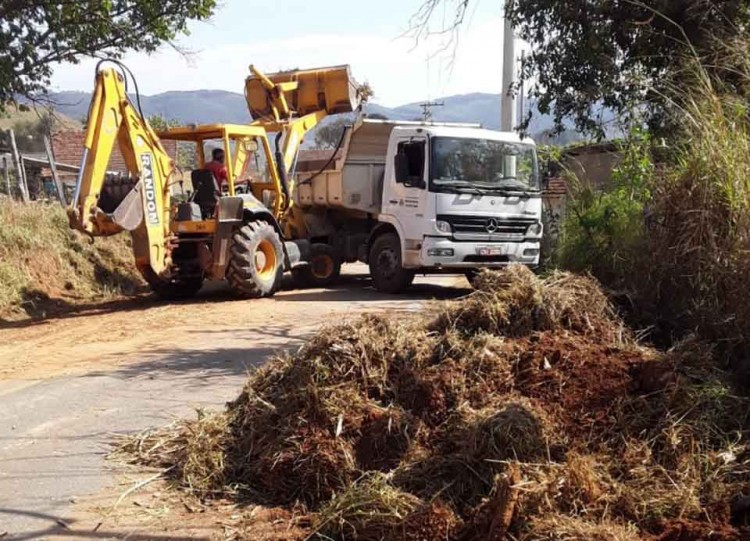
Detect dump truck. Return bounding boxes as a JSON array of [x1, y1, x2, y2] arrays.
[[286, 117, 543, 292], [68, 61, 358, 299], [68, 61, 542, 299]]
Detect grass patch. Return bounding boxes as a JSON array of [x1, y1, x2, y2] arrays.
[[0, 198, 143, 320]]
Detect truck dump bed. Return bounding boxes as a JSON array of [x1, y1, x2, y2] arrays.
[[295, 119, 394, 214]]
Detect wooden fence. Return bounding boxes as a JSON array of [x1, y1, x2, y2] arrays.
[[1, 129, 69, 204]]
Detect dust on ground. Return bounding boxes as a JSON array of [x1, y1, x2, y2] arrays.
[[0, 268, 468, 384]]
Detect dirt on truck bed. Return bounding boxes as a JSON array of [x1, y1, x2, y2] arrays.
[[118, 266, 750, 541]]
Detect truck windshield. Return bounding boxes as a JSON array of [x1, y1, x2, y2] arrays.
[[431, 137, 539, 192]]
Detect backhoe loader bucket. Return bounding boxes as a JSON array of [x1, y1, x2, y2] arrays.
[[245, 65, 358, 120]]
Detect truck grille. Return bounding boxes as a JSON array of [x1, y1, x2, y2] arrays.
[[437, 214, 536, 241]]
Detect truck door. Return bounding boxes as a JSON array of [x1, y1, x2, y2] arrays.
[[382, 135, 430, 256]]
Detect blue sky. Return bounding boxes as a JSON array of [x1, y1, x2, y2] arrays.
[[50, 0, 509, 107]]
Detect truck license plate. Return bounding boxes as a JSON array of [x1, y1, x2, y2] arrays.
[[477, 246, 505, 256]]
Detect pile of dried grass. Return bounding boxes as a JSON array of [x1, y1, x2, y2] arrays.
[[432, 266, 627, 344], [312, 473, 460, 541], [523, 515, 640, 541], [118, 265, 749, 540], [114, 409, 230, 497]]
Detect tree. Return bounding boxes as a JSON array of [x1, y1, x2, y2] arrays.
[[314, 116, 351, 150], [146, 114, 174, 132], [0, 1, 216, 109], [147, 114, 196, 169], [412, 1, 750, 136]]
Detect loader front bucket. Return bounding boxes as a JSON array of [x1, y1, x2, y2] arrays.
[[245, 64, 358, 120]]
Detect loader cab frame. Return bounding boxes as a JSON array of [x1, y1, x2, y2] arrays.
[[157, 124, 283, 217]]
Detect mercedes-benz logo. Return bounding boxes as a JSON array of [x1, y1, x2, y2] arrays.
[[486, 218, 498, 233]]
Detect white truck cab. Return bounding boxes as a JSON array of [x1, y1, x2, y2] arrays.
[[380, 124, 542, 271], [293, 118, 543, 293]]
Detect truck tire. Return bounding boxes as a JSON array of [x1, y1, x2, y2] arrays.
[[369, 233, 415, 294], [292, 243, 342, 288], [142, 268, 203, 300], [226, 220, 283, 298]]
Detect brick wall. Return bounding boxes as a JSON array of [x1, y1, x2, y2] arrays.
[[51, 130, 178, 181]]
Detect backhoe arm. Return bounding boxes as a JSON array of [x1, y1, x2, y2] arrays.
[[67, 68, 174, 276]]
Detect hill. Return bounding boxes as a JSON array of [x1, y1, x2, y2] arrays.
[[46, 90, 251, 125], [45, 89, 565, 135], [43, 89, 616, 145], [0, 105, 81, 131], [0, 199, 142, 321]]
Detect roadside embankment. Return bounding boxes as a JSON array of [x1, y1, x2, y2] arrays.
[[0, 198, 142, 321]]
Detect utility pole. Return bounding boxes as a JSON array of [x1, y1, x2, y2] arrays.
[[419, 101, 444, 122], [517, 50, 526, 127], [2, 156, 9, 197], [8, 129, 28, 202], [501, 13, 515, 132], [44, 135, 66, 205]]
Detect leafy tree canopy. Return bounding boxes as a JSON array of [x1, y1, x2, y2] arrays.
[[0, 0, 216, 109], [147, 114, 196, 169], [414, 0, 750, 137], [314, 116, 351, 150]]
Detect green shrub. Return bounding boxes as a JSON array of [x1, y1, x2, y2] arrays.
[[557, 128, 653, 287]]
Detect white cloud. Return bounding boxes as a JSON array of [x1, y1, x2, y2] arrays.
[[49, 16, 508, 107]]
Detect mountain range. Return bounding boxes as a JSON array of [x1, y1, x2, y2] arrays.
[[44, 89, 600, 145]]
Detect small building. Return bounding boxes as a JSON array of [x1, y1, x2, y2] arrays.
[[560, 141, 622, 190], [51, 130, 179, 191]]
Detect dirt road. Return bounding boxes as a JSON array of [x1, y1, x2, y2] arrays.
[[0, 267, 468, 539]]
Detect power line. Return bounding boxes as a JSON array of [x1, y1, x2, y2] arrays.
[[419, 101, 444, 122]]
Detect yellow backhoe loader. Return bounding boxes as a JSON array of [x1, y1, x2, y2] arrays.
[[67, 60, 359, 298]]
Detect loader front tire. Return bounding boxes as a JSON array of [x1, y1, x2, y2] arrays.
[[142, 268, 203, 300], [226, 221, 283, 298]]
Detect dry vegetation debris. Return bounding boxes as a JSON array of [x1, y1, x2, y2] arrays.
[[116, 265, 749, 540]]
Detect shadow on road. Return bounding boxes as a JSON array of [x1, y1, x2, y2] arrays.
[[0, 271, 471, 332], [276, 277, 470, 303], [87, 345, 278, 383], [0, 507, 209, 540]]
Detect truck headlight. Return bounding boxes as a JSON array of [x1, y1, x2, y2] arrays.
[[427, 248, 454, 256], [435, 220, 452, 234], [526, 222, 543, 236]]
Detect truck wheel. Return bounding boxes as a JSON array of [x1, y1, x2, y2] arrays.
[[226, 220, 283, 298], [292, 243, 342, 288], [369, 233, 414, 294], [142, 268, 203, 300]]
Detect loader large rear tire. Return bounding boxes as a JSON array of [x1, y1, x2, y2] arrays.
[[226, 220, 283, 298], [142, 268, 203, 300]]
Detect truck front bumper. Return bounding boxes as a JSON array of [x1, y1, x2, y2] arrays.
[[413, 236, 541, 269]]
